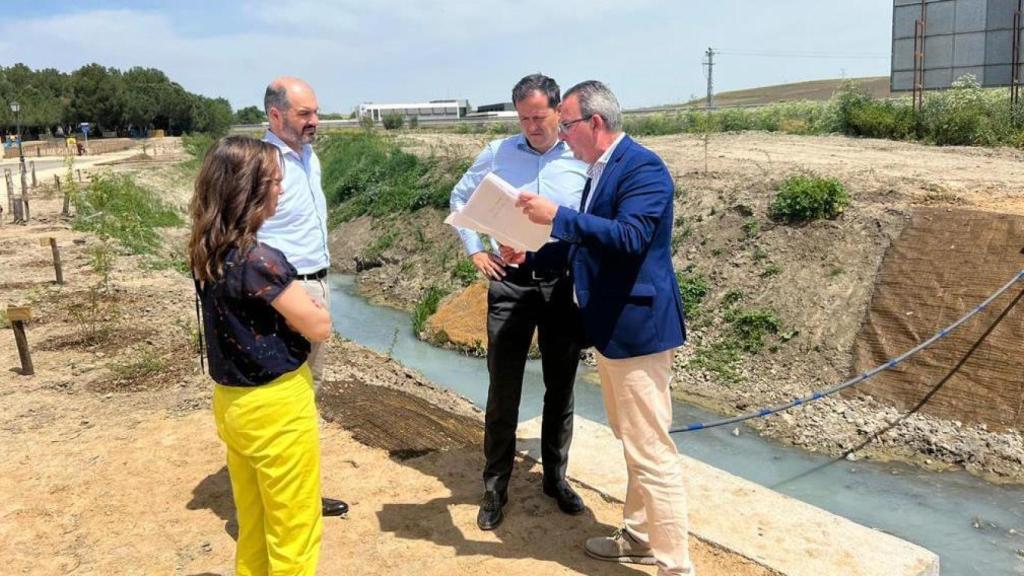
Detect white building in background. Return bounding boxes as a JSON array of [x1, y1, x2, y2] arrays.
[[358, 99, 470, 122]]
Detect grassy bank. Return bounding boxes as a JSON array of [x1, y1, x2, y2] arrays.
[[318, 131, 472, 224]]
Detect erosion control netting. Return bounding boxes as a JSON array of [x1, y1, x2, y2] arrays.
[[851, 208, 1024, 431]]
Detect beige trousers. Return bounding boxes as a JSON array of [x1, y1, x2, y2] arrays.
[[298, 277, 330, 393], [596, 349, 693, 576]]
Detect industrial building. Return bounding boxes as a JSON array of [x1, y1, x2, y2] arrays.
[[357, 99, 470, 122]]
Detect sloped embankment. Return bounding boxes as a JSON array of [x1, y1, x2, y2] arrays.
[[852, 207, 1024, 431], [328, 132, 1024, 481]]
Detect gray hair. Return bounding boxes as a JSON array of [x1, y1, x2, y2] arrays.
[[564, 80, 622, 132], [264, 83, 290, 116]]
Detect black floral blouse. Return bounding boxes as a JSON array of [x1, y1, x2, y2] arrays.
[[198, 243, 310, 387]]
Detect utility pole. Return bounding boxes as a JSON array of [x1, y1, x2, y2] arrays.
[[701, 47, 716, 175], [703, 47, 716, 110]]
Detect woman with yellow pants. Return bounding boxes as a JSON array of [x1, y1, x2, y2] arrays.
[[189, 136, 332, 575]]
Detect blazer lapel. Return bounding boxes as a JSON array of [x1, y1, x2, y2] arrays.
[[586, 136, 633, 214]]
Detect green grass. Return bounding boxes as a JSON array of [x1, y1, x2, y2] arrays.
[[411, 285, 449, 334], [677, 269, 709, 318], [73, 173, 183, 254], [179, 133, 216, 174], [450, 258, 478, 286], [724, 308, 782, 353], [742, 218, 760, 239], [109, 349, 166, 382], [318, 132, 471, 223], [689, 341, 744, 383]]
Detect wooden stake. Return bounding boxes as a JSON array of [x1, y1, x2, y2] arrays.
[[19, 171, 29, 221], [11, 197, 24, 223], [7, 306, 34, 376], [30, 161, 36, 188], [4, 169, 13, 215], [41, 237, 63, 284], [77, 169, 83, 183], [58, 175, 72, 217]]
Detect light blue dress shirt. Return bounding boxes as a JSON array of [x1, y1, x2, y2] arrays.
[[449, 134, 587, 256], [259, 131, 330, 275]]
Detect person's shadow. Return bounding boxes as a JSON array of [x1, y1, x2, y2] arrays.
[[187, 465, 238, 541], [321, 376, 638, 572]]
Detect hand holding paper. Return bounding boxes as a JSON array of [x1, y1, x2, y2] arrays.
[[444, 172, 553, 252], [515, 191, 559, 225]]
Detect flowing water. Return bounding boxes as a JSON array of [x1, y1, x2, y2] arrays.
[[329, 275, 1024, 576]]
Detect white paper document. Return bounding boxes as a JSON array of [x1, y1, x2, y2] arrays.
[[444, 172, 553, 252]]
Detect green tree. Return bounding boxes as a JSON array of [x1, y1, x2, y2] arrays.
[[234, 105, 267, 125], [68, 63, 127, 132]]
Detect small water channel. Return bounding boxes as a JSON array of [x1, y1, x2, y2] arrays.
[[328, 274, 1024, 576]]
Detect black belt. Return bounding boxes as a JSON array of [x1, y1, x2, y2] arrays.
[[505, 265, 566, 283], [296, 268, 328, 281]]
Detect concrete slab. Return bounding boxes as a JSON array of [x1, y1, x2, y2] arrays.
[[517, 416, 940, 576]]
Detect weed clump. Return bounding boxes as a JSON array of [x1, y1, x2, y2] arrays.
[[412, 285, 449, 334]]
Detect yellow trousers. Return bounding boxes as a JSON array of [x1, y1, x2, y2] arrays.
[[213, 364, 323, 576]]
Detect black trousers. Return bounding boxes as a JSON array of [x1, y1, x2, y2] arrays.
[[482, 270, 582, 496]]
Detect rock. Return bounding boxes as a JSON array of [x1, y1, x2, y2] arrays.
[[846, 453, 859, 462], [731, 427, 740, 437]]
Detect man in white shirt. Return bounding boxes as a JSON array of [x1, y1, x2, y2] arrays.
[[261, 76, 347, 519]]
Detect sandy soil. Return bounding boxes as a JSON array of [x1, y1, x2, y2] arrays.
[[0, 146, 766, 575]]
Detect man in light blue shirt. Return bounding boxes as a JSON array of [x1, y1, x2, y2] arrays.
[[449, 74, 588, 530], [261, 76, 347, 519]]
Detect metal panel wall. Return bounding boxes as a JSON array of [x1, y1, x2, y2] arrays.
[[892, 0, 1022, 90]]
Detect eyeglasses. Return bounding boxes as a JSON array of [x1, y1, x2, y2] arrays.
[[557, 115, 592, 133]]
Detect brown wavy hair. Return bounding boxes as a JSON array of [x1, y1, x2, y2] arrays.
[[188, 136, 282, 282]]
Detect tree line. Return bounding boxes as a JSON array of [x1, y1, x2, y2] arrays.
[[0, 63, 259, 139]]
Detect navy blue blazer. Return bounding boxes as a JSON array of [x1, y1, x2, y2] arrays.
[[551, 136, 686, 359]]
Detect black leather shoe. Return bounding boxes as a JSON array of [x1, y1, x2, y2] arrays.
[[543, 479, 585, 515], [322, 497, 349, 517], [476, 490, 507, 530]]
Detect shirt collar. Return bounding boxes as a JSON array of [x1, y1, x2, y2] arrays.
[[264, 130, 309, 161], [515, 133, 564, 156], [587, 132, 626, 178], [596, 132, 626, 166]]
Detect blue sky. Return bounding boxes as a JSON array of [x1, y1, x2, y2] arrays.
[[1, 1, 894, 113]]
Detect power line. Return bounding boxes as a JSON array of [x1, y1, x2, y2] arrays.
[[716, 49, 889, 60]]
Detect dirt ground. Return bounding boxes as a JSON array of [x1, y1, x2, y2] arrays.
[[0, 145, 767, 574], [338, 131, 1024, 482]]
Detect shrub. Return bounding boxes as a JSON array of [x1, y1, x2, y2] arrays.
[[359, 115, 375, 131], [73, 173, 183, 254], [847, 99, 918, 140], [922, 74, 996, 146], [382, 113, 404, 130], [625, 113, 686, 136], [769, 174, 850, 223]]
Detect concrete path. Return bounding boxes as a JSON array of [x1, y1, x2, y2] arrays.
[[517, 416, 940, 576]]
